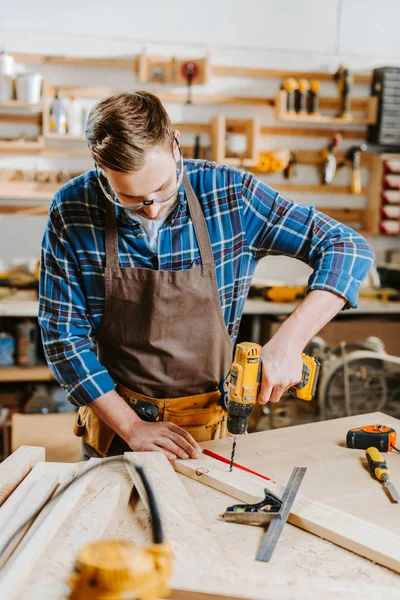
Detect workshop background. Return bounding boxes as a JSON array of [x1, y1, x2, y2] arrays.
[[1, 0, 400, 462]]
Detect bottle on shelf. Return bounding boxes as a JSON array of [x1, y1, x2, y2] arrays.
[[50, 89, 67, 134], [0, 332, 15, 367], [67, 96, 83, 136], [0, 49, 14, 102], [16, 318, 38, 367]]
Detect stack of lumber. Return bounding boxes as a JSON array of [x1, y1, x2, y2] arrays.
[[0, 437, 399, 600]]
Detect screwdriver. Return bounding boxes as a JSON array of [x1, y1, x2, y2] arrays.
[[365, 447, 400, 503]]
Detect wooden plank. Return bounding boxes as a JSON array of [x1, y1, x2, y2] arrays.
[[0, 462, 74, 567], [18, 482, 123, 600], [320, 208, 365, 225], [45, 85, 372, 112], [248, 181, 367, 196], [0, 140, 44, 153], [12, 52, 137, 70], [11, 414, 81, 463], [365, 153, 384, 234], [125, 452, 228, 577], [260, 126, 366, 139], [0, 114, 42, 125], [211, 65, 371, 85], [174, 122, 210, 134], [12, 51, 371, 85], [0, 446, 45, 507], [0, 101, 43, 111], [0, 366, 55, 382], [174, 453, 400, 573], [0, 459, 99, 598]]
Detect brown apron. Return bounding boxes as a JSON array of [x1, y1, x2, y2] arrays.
[[75, 172, 233, 456]]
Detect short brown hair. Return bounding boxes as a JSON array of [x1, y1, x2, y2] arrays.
[[85, 91, 174, 172]]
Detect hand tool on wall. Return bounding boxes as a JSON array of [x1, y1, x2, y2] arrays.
[[281, 78, 298, 114], [337, 143, 367, 195], [334, 65, 353, 117], [222, 466, 307, 561], [193, 134, 201, 159], [283, 151, 298, 180], [347, 424, 399, 452], [308, 80, 320, 115], [223, 342, 320, 471], [257, 150, 289, 174], [296, 78, 310, 114], [181, 60, 198, 104], [320, 134, 342, 185], [365, 447, 400, 503]]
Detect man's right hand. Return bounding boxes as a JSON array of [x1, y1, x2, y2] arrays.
[[126, 420, 202, 461]]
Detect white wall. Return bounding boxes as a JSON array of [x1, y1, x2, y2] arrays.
[[1, 0, 400, 280]]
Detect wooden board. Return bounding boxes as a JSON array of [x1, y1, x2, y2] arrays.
[[0, 459, 99, 598], [125, 452, 228, 580], [0, 446, 45, 506], [174, 413, 400, 573], [17, 461, 131, 600], [11, 413, 81, 463], [0, 462, 74, 567]]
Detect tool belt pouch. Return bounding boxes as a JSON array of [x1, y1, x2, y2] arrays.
[[117, 384, 229, 443], [164, 396, 229, 443], [73, 406, 115, 457]]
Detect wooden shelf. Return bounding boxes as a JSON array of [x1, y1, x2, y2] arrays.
[[0, 181, 58, 201], [0, 292, 38, 317], [0, 205, 49, 215], [252, 182, 368, 195], [275, 91, 378, 126], [0, 365, 55, 383], [210, 65, 372, 85], [260, 126, 366, 140], [12, 51, 372, 84], [44, 133, 86, 142], [0, 138, 45, 153], [0, 100, 43, 111]]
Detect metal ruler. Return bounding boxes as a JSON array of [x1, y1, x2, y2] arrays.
[[256, 466, 307, 562]]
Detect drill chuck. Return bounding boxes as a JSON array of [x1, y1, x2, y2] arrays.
[[227, 401, 253, 435]]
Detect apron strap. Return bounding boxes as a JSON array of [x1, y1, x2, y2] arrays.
[[104, 199, 119, 268], [104, 170, 215, 268], [183, 171, 215, 267]]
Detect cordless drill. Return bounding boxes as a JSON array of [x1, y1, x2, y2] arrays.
[[225, 342, 320, 470]]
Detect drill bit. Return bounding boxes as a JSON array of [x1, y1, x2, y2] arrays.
[[229, 437, 237, 472]]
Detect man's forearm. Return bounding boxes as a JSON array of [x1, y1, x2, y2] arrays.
[[89, 390, 141, 444], [273, 289, 345, 350], [258, 290, 345, 403]]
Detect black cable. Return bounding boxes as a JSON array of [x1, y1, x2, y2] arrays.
[[0, 456, 164, 564], [134, 465, 163, 544], [392, 445, 400, 453]]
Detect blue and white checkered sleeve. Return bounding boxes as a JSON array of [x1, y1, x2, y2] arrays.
[[38, 196, 115, 406], [240, 171, 375, 308]]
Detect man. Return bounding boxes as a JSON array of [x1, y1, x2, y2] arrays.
[[39, 91, 374, 460]]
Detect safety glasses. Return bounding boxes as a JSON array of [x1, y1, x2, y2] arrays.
[[95, 138, 184, 211]]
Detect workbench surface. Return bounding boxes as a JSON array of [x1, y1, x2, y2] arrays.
[[15, 412, 400, 600]]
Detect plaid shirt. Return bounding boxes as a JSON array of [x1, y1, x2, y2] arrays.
[[39, 160, 374, 407]]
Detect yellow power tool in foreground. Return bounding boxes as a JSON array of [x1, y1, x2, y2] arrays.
[[68, 463, 173, 600], [68, 539, 173, 600], [226, 342, 320, 470]]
